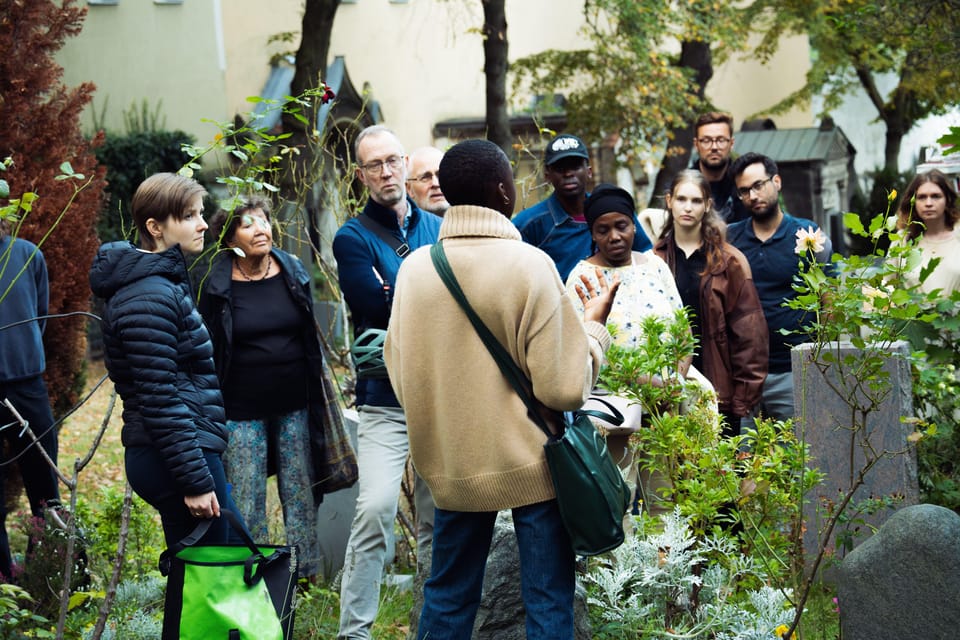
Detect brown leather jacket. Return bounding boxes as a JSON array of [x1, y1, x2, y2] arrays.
[[654, 237, 768, 416]]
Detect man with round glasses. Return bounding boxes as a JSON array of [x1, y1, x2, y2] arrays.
[[333, 124, 439, 640], [406, 146, 450, 216], [726, 152, 832, 425], [690, 111, 748, 224]]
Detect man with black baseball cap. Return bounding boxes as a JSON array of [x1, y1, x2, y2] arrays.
[[513, 133, 651, 282]]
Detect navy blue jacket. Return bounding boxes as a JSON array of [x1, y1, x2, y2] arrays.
[[333, 197, 442, 407], [89, 241, 227, 496], [0, 236, 48, 382]]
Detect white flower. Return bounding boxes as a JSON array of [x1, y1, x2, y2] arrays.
[[794, 227, 825, 255]]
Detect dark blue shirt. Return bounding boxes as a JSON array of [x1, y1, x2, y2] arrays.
[[512, 192, 652, 283], [0, 236, 48, 381], [727, 213, 831, 373]]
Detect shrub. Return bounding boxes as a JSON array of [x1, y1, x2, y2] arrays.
[[0, 0, 108, 414], [93, 129, 197, 243]]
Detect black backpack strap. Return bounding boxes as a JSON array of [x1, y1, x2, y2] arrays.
[[357, 212, 410, 258]]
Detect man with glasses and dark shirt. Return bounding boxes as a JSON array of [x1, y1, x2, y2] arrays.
[[690, 111, 749, 224], [406, 147, 450, 216], [726, 152, 832, 424], [512, 133, 651, 282], [333, 125, 438, 640]]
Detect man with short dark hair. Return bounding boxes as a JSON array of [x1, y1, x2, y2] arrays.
[[512, 133, 651, 282], [385, 138, 618, 639], [726, 152, 832, 423], [690, 111, 748, 224]]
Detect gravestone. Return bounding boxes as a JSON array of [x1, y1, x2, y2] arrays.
[[837, 504, 960, 640], [791, 341, 919, 569]]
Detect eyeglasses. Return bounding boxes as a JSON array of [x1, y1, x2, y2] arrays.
[[737, 177, 773, 200], [696, 137, 731, 148], [359, 155, 404, 174], [407, 171, 438, 185]]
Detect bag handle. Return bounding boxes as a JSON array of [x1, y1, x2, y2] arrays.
[[429, 241, 623, 435], [170, 508, 259, 556]]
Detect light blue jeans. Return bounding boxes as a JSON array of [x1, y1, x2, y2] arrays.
[[338, 405, 434, 639]]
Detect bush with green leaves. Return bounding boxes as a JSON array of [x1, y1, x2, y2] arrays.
[[93, 129, 198, 243], [598, 310, 820, 584]]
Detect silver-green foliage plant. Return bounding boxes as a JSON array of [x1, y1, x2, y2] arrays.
[[586, 509, 794, 639]]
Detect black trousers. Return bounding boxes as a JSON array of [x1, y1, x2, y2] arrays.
[[0, 375, 60, 579]]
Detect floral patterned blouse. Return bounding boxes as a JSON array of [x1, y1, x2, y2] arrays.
[[565, 251, 682, 349]]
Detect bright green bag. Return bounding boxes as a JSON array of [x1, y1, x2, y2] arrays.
[[159, 510, 297, 640]]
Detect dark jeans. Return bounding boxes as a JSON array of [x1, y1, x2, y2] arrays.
[[124, 446, 249, 550], [417, 500, 576, 640], [0, 375, 60, 580]]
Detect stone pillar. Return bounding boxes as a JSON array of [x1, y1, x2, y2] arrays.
[[791, 341, 919, 569]]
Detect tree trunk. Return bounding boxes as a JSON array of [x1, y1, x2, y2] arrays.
[[649, 39, 713, 207], [482, 0, 512, 157], [281, 0, 340, 204]]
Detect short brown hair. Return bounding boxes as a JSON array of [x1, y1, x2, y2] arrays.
[[132, 173, 207, 250], [208, 195, 273, 248], [695, 112, 734, 137]]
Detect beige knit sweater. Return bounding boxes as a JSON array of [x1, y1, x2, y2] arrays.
[[384, 205, 611, 512]]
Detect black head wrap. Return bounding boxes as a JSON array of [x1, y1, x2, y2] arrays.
[[584, 183, 635, 229]]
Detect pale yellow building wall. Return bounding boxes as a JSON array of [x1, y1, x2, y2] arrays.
[[57, 0, 228, 145], [57, 1, 811, 158]]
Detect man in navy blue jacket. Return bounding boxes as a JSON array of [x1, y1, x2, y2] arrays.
[[0, 220, 60, 580], [512, 133, 651, 282], [333, 125, 440, 640]]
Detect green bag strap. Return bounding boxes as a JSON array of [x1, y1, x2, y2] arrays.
[[429, 241, 623, 435]]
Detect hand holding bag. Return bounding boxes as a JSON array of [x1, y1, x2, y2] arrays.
[[159, 509, 298, 640], [430, 241, 631, 556]]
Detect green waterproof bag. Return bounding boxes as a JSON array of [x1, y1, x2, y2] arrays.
[[159, 510, 297, 640]]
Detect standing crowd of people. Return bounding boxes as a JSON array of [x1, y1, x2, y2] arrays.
[[0, 106, 955, 640]]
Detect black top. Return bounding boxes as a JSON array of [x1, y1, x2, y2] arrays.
[[671, 244, 706, 373], [224, 273, 309, 420]]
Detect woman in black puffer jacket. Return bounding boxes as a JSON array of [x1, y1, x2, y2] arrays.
[[89, 173, 247, 548]]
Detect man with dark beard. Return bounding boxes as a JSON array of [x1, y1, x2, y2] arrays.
[[727, 152, 831, 423], [690, 112, 748, 224]]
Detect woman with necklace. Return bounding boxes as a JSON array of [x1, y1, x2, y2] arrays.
[[895, 169, 960, 296], [654, 170, 767, 436], [198, 196, 342, 582]]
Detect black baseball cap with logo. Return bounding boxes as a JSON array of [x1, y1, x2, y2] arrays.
[[543, 133, 590, 167]]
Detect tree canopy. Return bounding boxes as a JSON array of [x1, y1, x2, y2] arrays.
[[511, 0, 750, 181], [750, 0, 960, 174]]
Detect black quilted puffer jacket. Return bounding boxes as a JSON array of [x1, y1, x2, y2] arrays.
[[89, 241, 227, 496]]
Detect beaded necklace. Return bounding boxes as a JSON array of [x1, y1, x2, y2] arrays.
[[235, 255, 272, 281]]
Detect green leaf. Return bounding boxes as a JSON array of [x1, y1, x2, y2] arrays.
[[0, 179, 8, 199], [844, 212, 865, 236]]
